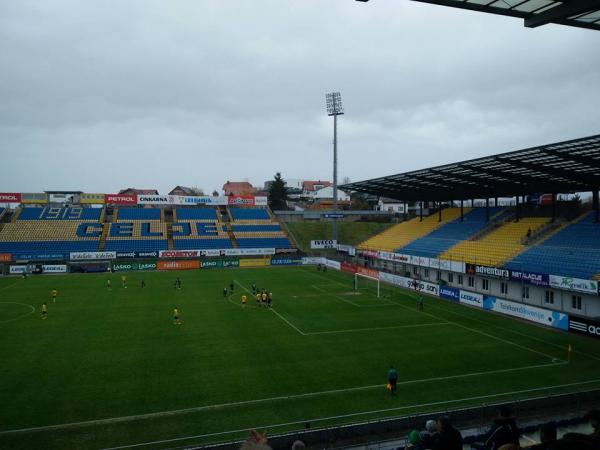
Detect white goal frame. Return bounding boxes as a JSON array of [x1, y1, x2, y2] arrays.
[[354, 273, 380, 298]]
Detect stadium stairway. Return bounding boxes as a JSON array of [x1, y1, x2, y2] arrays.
[[358, 207, 466, 252], [98, 224, 110, 251], [166, 224, 175, 250], [440, 217, 550, 266]]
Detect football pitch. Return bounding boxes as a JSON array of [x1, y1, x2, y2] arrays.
[[1, 266, 599, 450]]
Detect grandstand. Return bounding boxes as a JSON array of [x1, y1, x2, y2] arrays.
[[507, 211, 600, 280], [229, 207, 293, 249], [172, 207, 232, 250], [358, 207, 464, 252]]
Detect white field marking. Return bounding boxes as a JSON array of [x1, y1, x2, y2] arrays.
[[304, 322, 451, 335], [1, 360, 570, 438], [0, 279, 21, 293], [311, 284, 362, 307], [98, 376, 599, 450], [424, 299, 600, 363], [0, 302, 36, 323], [234, 280, 305, 335], [385, 294, 564, 363]]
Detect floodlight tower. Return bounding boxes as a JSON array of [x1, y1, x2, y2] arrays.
[[326, 92, 344, 242]]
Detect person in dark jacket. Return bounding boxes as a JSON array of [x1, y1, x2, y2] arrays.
[[471, 406, 519, 450], [432, 416, 463, 450]]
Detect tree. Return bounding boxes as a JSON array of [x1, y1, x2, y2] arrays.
[[268, 172, 289, 210], [189, 187, 204, 196], [342, 176, 351, 185], [212, 190, 219, 197]]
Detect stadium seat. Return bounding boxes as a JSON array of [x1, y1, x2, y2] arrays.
[[440, 217, 550, 266], [229, 207, 270, 221], [398, 207, 505, 257], [17, 207, 102, 221], [116, 207, 161, 221], [358, 207, 466, 252], [506, 212, 600, 279], [174, 208, 217, 221]]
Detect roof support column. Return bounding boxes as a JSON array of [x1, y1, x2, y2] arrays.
[[438, 201, 442, 222], [486, 198, 490, 223], [593, 189, 599, 223], [420, 201, 423, 222], [494, 197, 498, 208], [515, 195, 520, 222], [552, 193, 557, 223], [460, 199, 464, 222]]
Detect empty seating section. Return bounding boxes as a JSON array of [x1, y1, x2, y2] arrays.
[[229, 207, 292, 248], [116, 207, 161, 221], [398, 208, 503, 257], [104, 221, 167, 251], [0, 220, 100, 256], [18, 207, 102, 221], [507, 212, 600, 279], [440, 218, 549, 266], [172, 221, 232, 249], [174, 208, 217, 221], [358, 208, 465, 252], [230, 207, 270, 221]]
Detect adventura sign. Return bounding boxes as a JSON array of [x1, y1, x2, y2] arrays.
[[310, 239, 337, 249], [466, 264, 510, 280]]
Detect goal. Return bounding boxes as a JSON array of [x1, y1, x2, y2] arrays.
[[353, 272, 380, 298]]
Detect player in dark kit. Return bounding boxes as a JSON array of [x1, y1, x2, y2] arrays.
[[229, 281, 234, 293], [251, 282, 257, 294], [223, 287, 228, 298], [387, 366, 398, 394], [141, 278, 146, 288]]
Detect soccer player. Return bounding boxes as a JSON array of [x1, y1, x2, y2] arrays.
[[107, 279, 112, 290], [418, 295, 424, 311], [141, 278, 146, 288], [41, 302, 47, 319], [121, 275, 127, 289], [267, 291, 273, 308], [241, 294, 247, 308], [173, 306, 181, 325], [261, 291, 267, 306], [387, 366, 398, 394], [51, 288, 58, 303], [251, 282, 257, 294], [223, 287, 228, 298], [256, 291, 262, 307]]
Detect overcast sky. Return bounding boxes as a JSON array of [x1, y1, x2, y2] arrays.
[[1, 0, 599, 195]]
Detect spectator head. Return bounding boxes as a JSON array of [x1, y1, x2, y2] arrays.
[[436, 416, 453, 433], [291, 440, 305, 450], [585, 409, 600, 430], [408, 430, 421, 446], [425, 419, 437, 434], [539, 423, 557, 443]]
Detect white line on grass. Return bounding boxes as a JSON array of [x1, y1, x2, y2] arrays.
[[1, 360, 570, 437], [311, 284, 362, 307], [234, 280, 305, 335], [0, 302, 36, 323], [385, 294, 564, 363], [0, 279, 21, 293], [304, 322, 451, 335], [98, 376, 597, 450]]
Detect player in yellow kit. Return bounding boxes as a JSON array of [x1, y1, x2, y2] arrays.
[[173, 307, 181, 325], [51, 289, 58, 303], [41, 302, 48, 319], [241, 294, 247, 308], [121, 275, 127, 289], [256, 292, 262, 307]]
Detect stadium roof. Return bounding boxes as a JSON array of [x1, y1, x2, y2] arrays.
[[341, 134, 600, 202], [408, 0, 600, 31]]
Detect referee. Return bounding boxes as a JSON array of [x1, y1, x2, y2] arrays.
[[387, 366, 398, 394]]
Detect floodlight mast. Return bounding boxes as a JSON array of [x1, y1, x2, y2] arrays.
[[325, 92, 344, 242]]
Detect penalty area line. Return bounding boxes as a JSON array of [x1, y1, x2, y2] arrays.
[[0, 360, 571, 437]]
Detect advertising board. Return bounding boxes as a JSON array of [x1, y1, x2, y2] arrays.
[[240, 258, 270, 267], [509, 270, 549, 287], [483, 296, 569, 331], [459, 290, 484, 308], [325, 259, 341, 270], [159, 250, 200, 258], [302, 257, 326, 265], [112, 262, 157, 272], [310, 240, 337, 249], [569, 316, 600, 339], [157, 260, 200, 270], [270, 258, 302, 266], [341, 262, 357, 274], [439, 286, 460, 302], [0, 193, 21, 203], [549, 275, 598, 295], [10, 266, 27, 274], [70, 251, 116, 261], [0, 253, 12, 262], [42, 265, 67, 273], [104, 194, 137, 205], [356, 266, 379, 279]]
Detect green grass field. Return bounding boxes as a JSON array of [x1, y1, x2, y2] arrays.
[[1, 266, 599, 450]]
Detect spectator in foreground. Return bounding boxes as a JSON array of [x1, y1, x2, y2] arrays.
[[420, 419, 438, 448], [527, 423, 557, 449], [432, 415, 463, 450], [291, 440, 306, 450], [240, 430, 271, 450], [560, 409, 600, 449], [405, 430, 422, 449], [471, 406, 519, 450]]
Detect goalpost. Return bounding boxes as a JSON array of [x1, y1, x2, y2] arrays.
[[353, 272, 380, 298]]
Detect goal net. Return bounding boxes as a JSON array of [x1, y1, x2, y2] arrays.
[[353, 273, 380, 298]]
